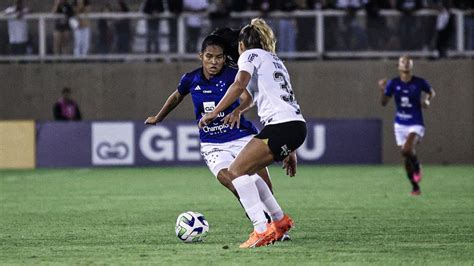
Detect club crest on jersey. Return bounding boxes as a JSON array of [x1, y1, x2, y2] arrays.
[[217, 80, 226, 88]]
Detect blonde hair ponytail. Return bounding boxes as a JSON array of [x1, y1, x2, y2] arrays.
[[250, 18, 276, 53]]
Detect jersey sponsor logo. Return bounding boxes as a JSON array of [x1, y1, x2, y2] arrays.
[[203, 90, 212, 94], [248, 53, 258, 62], [203, 101, 215, 113], [194, 85, 201, 91], [396, 112, 413, 119], [399, 96, 412, 108], [202, 123, 230, 134], [200, 111, 225, 118], [396, 86, 401, 91]]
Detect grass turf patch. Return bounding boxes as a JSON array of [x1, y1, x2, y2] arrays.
[[1, 165, 473, 264]]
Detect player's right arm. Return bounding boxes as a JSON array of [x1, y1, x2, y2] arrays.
[[145, 90, 185, 125], [378, 78, 391, 106], [282, 151, 297, 177], [237, 90, 254, 115]]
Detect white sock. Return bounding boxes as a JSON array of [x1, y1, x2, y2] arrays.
[[251, 174, 284, 222], [232, 175, 268, 233]]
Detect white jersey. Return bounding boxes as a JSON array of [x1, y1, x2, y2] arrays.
[[238, 48, 305, 126]]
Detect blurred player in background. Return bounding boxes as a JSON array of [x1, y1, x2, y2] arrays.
[[199, 18, 307, 248], [378, 55, 436, 195], [145, 33, 290, 243]]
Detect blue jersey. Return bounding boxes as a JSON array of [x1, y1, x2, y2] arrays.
[[177, 65, 258, 143], [384, 76, 432, 126]]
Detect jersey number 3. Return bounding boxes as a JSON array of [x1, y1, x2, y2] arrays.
[[273, 71, 300, 114]]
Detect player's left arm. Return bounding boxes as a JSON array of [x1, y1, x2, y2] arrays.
[[421, 78, 436, 108], [222, 90, 254, 129], [199, 71, 251, 128], [422, 88, 436, 109]]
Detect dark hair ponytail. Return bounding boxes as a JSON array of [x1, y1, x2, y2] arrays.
[[211, 27, 240, 65]]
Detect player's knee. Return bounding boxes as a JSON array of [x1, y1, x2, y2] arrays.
[[401, 147, 414, 157], [217, 170, 231, 186], [218, 168, 240, 184], [227, 165, 246, 179], [217, 169, 238, 194]]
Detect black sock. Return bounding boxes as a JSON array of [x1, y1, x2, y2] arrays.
[[406, 173, 420, 191], [408, 155, 420, 173], [411, 156, 420, 173]]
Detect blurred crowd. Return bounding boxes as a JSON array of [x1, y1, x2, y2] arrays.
[[2, 0, 474, 58]]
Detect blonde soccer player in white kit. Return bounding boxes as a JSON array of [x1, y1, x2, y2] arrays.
[[199, 18, 307, 248]]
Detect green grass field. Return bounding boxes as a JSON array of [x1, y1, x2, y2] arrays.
[[1, 165, 473, 265]]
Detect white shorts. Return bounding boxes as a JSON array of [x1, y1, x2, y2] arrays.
[[200, 135, 254, 177], [394, 123, 425, 146]]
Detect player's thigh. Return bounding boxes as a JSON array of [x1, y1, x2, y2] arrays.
[[233, 135, 273, 190], [228, 138, 275, 177], [200, 144, 235, 178], [403, 132, 420, 152], [394, 123, 425, 147], [394, 123, 409, 147]]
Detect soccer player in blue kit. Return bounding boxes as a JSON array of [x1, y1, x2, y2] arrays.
[[145, 34, 290, 243], [378, 55, 436, 195]]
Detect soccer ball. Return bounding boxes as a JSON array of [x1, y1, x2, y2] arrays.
[[175, 211, 209, 243]]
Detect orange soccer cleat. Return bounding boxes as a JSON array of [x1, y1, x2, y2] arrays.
[[239, 226, 276, 248], [270, 214, 294, 241]]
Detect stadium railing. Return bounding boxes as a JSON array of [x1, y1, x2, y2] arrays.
[[0, 9, 472, 62]]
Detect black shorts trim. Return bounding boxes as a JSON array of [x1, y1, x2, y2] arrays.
[[255, 121, 307, 161]]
